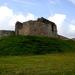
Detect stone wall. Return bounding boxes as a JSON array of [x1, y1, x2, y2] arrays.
[[15, 17, 57, 37], [0, 30, 15, 37]]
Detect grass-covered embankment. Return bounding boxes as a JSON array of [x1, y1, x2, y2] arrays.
[[0, 35, 75, 55], [0, 36, 75, 75]]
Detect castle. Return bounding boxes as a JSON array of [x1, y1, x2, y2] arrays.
[[0, 17, 58, 38], [15, 17, 57, 37]]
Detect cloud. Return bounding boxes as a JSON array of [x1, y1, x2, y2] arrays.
[[48, 0, 60, 4], [48, 14, 75, 38], [66, 20, 75, 38], [0, 6, 75, 38], [68, 0, 75, 5], [69, 24, 75, 33], [48, 14, 66, 34], [69, 20, 75, 33], [0, 6, 36, 30], [9, 13, 35, 28], [0, 6, 13, 21]]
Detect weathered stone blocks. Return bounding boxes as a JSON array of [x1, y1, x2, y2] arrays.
[[15, 17, 57, 37]]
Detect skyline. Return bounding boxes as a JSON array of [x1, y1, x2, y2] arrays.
[[0, 0, 75, 38]]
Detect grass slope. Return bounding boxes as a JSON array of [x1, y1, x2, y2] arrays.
[[0, 35, 75, 55]]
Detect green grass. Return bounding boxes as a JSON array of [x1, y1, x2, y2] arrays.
[[0, 35, 75, 55], [0, 53, 75, 75], [0, 35, 75, 74]]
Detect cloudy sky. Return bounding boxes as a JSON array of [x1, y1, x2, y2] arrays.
[[0, 0, 75, 38]]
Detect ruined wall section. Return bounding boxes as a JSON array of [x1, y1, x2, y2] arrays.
[[15, 21, 23, 35], [0, 17, 57, 38], [0, 30, 15, 37], [29, 21, 49, 36], [21, 22, 30, 35], [49, 23, 57, 37], [15, 21, 31, 36], [29, 21, 57, 37]]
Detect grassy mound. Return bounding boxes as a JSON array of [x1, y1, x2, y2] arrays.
[[0, 35, 75, 55]]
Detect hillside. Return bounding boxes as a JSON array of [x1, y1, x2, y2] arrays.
[[0, 35, 75, 56]]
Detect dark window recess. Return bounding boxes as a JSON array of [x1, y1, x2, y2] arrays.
[[52, 25, 54, 32]]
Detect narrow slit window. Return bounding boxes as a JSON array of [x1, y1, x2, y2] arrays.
[[52, 25, 54, 32]]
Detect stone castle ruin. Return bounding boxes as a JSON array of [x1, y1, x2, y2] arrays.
[[0, 17, 59, 38], [15, 17, 57, 37]]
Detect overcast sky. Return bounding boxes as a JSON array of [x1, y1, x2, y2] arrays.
[[0, 0, 75, 38]]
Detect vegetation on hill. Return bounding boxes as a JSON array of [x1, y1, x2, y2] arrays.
[[0, 35, 75, 55]]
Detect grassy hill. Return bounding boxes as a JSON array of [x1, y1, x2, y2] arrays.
[[0, 35, 75, 56], [0, 35, 75, 75]]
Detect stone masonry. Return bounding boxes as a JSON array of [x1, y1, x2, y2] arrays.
[[15, 17, 57, 37], [0, 30, 15, 37]]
